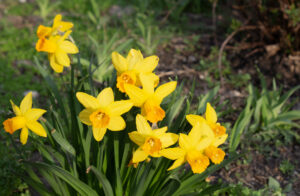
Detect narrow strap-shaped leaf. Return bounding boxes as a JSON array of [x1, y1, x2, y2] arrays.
[[34, 56, 69, 130], [88, 166, 114, 196], [21, 175, 55, 196], [25, 162, 98, 196], [272, 85, 300, 114], [114, 134, 123, 196], [197, 85, 220, 114], [52, 129, 76, 156]]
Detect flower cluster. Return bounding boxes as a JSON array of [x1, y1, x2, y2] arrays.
[[35, 14, 79, 73], [2, 14, 228, 175]]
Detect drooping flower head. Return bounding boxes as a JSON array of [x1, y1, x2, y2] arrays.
[[186, 103, 228, 164], [124, 74, 177, 123], [35, 14, 78, 73], [2, 92, 47, 145], [76, 88, 133, 142], [112, 49, 159, 93], [160, 122, 214, 173], [128, 115, 178, 164]]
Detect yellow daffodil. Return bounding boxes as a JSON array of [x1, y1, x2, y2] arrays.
[[76, 88, 133, 142], [128, 114, 178, 164], [112, 49, 159, 93], [36, 30, 79, 73], [37, 14, 73, 39], [160, 122, 214, 173], [2, 92, 47, 145], [124, 74, 177, 123], [186, 103, 228, 164]]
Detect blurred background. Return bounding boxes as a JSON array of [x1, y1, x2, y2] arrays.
[[0, 0, 299, 195]]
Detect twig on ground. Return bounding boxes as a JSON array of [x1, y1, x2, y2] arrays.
[[217, 25, 258, 87]]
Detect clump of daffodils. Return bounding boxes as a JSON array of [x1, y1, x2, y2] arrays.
[[2, 14, 228, 176]]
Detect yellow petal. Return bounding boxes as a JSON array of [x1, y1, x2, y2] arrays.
[[132, 148, 148, 163], [20, 127, 29, 145], [160, 148, 185, 160], [49, 54, 64, 73], [136, 114, 152, 135], [167, 157, 185, 171], [10, 100, 21, 116], [93, 127, 107, 141], [26, 121, 47, 137], [196, 137, 213, 151], [24, 108, 46, 121], [37, 25, 52, 38], [186, 114, 206, 126], [178, 133, 193, 150], [154, 81, 177, 104], [76, 92, 101, 109], [128, 131, 146, 146], [97, 88, 114, 108], [59, 41, 78, 54], [78, 109, 93, 125], [124, 84, 147, 107], [212, 134, 228, 147], [189, 122, 214, 146], [107, 116, 126, 131], [107, 100, 133, 116], [134, 56, 159, 73], [112, 51, 128, 73], [126, 49, 143, 70], [57, 21, 74, 32], [20, 92, 32, 114], [53, 14, 62, 27], [152, 127, 168, 137], [139, 73, 155, 94], [205, 103, 217, 124], [55, 50, 70, 66], [159, 133, 179, 148]]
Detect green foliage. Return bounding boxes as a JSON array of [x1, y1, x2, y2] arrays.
[[279, 160, 295, 175], [36, 0, 60, 20], [285, 4, 300, 27]]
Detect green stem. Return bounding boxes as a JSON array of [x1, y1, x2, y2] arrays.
[[9, 134, 25, 159]]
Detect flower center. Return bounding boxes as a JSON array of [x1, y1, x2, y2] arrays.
[[143, 101, 165, 123], [142, 137, 162, 155], [89, 110, 110, 128], [116, 71, 137, 93], [204, 146, 225, 164], [213, 124, 226, 137], [186, 150, 210, 174]]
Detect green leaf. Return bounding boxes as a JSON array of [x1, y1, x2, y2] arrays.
[[51, 129, 76, 156], [88, 166, 114, 196], [272, 85, 300, 115], [268, 177, 281, 191], [25, 162, 98, 196], [197, 85, 220, 114]]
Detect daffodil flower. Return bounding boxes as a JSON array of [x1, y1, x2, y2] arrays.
[[186, 103, 228, 164], [112, 49, 159, 93], [124, 74, 177, 123], [36, 30, 79, 73], [160, 122, 214, 173], [128, 114, 178, 164], [37, 14, 73, 39], [76, 88, 133, 142], [2, 92, 47, 145]]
